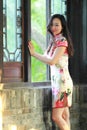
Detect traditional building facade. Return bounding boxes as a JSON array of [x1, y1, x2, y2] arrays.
[[0, 0, 87, 130]]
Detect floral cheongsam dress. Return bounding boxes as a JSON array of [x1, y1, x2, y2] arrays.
[[47, 33, 73, 108]]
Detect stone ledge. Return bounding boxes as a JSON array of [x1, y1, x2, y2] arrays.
[[0, 82, 51, 90]]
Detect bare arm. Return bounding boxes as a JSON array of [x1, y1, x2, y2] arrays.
[[33, 47, 66, 65], [28, 41, 66, 65]]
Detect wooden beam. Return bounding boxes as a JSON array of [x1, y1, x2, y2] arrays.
[[67, 0, 83, 83], [46, 0, 51, 80], [23, 0, 31, 82], [0, 0, 3, 83]]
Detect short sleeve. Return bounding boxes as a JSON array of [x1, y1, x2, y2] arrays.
[[56, 38, 68, 47]]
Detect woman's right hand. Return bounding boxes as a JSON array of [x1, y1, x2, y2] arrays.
[[28, 41, 35, 56]]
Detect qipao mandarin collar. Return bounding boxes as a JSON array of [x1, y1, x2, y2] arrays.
[[51, 33, 63, 43], [54, 33, 63, 42]]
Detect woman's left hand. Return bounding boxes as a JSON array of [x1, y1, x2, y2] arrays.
[[28, 41, 35, 56]]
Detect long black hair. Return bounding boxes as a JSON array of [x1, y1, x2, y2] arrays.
[[47, 14, 74, 57]]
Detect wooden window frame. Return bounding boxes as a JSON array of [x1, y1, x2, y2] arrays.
[[23, 0, 51, 85], [2, 0, 24, 82], [1, 0, 80, 85]]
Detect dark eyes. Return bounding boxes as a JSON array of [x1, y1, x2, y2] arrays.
[[51, 24, 59, 27], [55, 24, 59, 26]]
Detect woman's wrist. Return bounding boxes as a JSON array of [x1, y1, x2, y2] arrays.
[[29, 50, 35, 56], [31, 51, 36, 56]]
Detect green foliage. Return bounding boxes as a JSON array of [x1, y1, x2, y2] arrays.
[[31, 40, 46, 82], [31, 0, 46, 35], [31, 0, 47, 82]]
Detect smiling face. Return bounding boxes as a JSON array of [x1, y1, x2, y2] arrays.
[[50, 18, 63, 36]]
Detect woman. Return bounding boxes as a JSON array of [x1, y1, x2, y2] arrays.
[[28, 14, 74, 130]]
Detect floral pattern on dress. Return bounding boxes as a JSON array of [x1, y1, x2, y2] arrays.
[[48, 34, 73, 108]]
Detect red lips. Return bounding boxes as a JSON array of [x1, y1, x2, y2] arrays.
[[52, 29, 56, 32]]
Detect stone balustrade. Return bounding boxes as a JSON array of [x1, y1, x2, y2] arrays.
[[0, 83, 84, 130]]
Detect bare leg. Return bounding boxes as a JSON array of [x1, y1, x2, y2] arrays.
[[52, 108, 70, 130], [62, 107, 71, 130]]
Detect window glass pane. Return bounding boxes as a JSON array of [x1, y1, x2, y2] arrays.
[[31, 0, 47, 82], [3, 0, 5, 8], [6, 0, 16, 53], [3, 0, 22, 62], [17, 0, 21, 9], [51, 0, 66, 17]]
